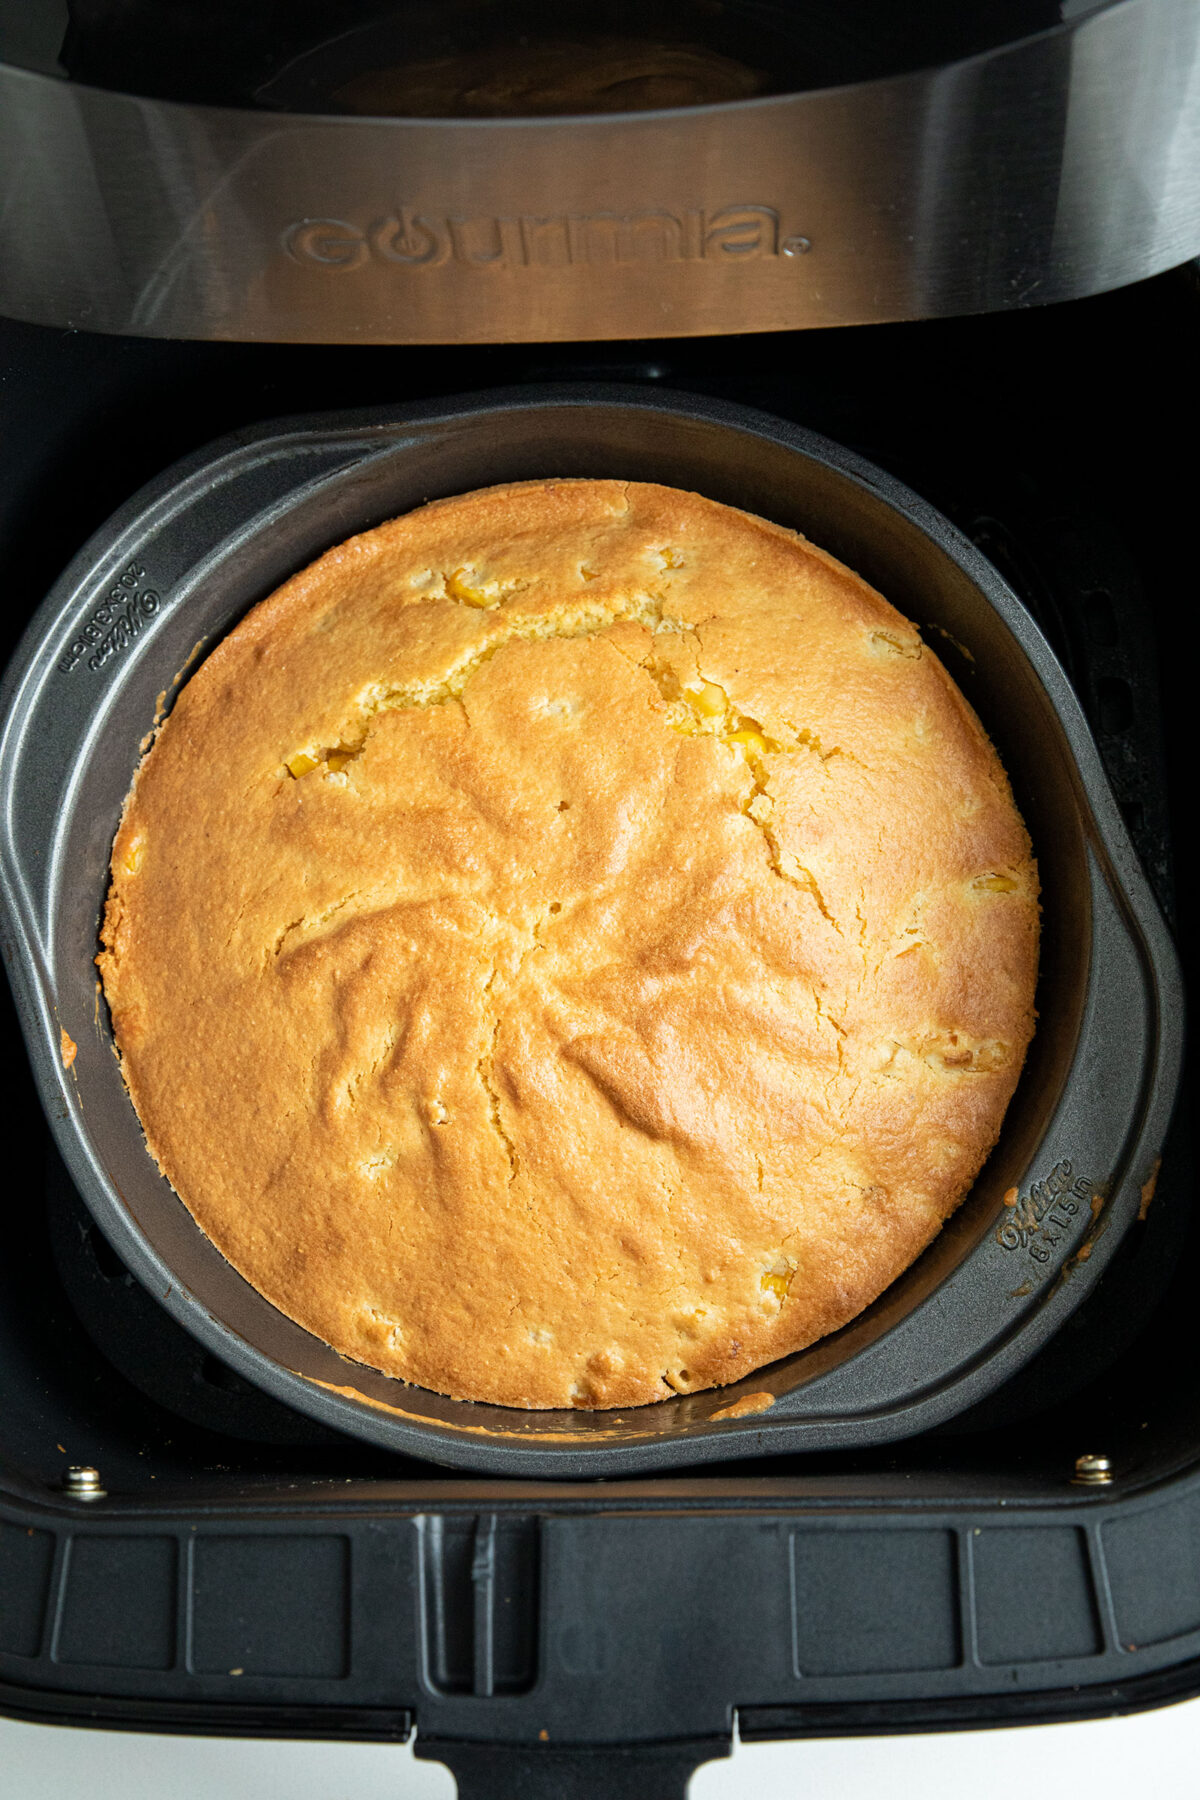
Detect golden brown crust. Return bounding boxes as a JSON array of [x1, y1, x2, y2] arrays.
[[97, 479, 1039, 1409]]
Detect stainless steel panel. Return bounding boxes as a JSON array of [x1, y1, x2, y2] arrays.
[[1, 0, 1198, 343]]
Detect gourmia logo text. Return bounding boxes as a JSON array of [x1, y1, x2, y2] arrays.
[[284, 205, 807, 272]]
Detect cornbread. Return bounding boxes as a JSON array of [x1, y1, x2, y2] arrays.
[[97, 479, 1039, 1410]]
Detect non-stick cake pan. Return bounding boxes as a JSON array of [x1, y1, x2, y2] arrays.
[[0, 386, 1182, 1477]]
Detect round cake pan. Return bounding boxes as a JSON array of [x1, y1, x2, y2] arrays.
[[0, 386, 1182, 1477]]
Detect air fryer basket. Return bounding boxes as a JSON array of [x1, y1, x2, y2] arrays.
[[0, 387, 1181, 1476]]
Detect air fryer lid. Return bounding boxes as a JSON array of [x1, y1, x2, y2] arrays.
[[7, 2, 1199, 342], [0, 388, 1181, 1476]]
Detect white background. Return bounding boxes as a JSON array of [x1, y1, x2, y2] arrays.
[[4, 1700, 1200, 1798]]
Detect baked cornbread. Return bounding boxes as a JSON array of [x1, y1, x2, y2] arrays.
[[97, 479, 1039, 1410]]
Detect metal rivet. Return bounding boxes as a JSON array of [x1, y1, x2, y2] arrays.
[[1072, 1453, 1113, 1486], [62, 1465, 105, 1500], [781, 235, 812, 257]]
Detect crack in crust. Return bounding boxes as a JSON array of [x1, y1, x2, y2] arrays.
[[736, 746, 840, 928], [625, 646, 846, 925], [477, 968, 520, 1186], [872, 1033, 1013, 1077], [284, 592, 674, 780], [279, 582, 850, 941]]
